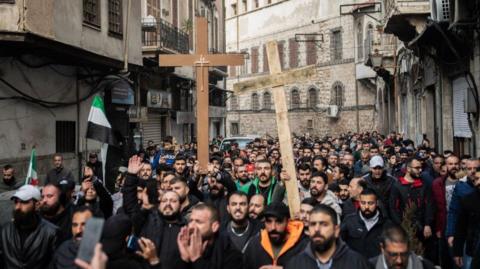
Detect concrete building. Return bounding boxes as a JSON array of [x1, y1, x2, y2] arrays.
[[376, 0, 480, 156], [138, 0, 230, 146], [0, 0, 142, 186], [224, 0, 380, 138]]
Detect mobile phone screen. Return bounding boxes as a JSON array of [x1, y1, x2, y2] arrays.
[[76, 217, 105, 263]]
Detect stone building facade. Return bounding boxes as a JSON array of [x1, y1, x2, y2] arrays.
[[225, 0, 378, 138]]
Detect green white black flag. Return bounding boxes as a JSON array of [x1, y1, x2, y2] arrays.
[[86, 96, 115, 145]]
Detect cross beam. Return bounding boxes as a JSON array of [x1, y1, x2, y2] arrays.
[[158, 17, 244, 169], [234, 41, 302, 216]]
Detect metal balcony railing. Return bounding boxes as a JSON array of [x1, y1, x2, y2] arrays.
[[142, 18, 189, 54]]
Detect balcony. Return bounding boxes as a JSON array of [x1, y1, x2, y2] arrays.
[[384, 0, 431, 41], [142, 17, 189, 54], [208, 48, 228, 75]]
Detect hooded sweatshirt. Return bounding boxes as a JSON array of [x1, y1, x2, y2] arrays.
[[285, 240, 371, 269], [243, 220, 308, 269]]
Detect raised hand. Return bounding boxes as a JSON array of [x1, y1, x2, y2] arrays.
[[74, 243, 108, 269], [187, 226, 207, 262], [136, 237, 160, 265], [128, 155, 144, 175], [177, 226, 191, 262]]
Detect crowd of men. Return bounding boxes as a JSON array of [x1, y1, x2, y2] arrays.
[[0, 131, 479, 269]]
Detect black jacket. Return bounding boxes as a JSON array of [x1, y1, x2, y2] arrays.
[[341, 198, 358, 219], [51, 239, 78, 269], [188, 233, 243, 269], [122, 174, 188, 269], [453, 189, 480, 258], [341, 211, 391, 258], [285, 240, 371, 269], [389, 177, 434, 233], [45, 167, 75, 186], [243, 221, 307, 269], [41, 202, 73, 243], [76, 179, 113, 219], [220, 218, 262, 252], [363, 172, 396, 218], [0, 217, 58, 269]]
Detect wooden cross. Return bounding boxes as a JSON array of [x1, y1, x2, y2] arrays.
[[158, 17, 244, 169], [232, 41, 317, 216]]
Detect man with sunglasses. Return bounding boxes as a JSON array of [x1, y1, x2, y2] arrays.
[[371, 224, 435, 269], [389, 158, 435, 263]]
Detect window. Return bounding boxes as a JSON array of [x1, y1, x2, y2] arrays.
[[290, 89, 300, 109], [289, 38, 299, 68], [263, 44, 269, 73], [83, 0, 101, 27], [331, 29, 343, 61], [357, 22, 363, 60], [230, 95, 238, 110], [231, 3, 237, 16], [56, 121, 76, 153], [230, 66, 237, 77], [252, 93, 260, 111], [108, 0, 123, 36], [306, 36, 317, 65], [263, 92, 271, 110], [146, 0, 161, 18], [307, 119, 313, 129], [278, 41, 285, 70], [254, 0, 259, 8], [0, 0, 15, 3], [242, 0, 247, 12], [231, 122, 239, 135], [331, 82, 344, 107], [240, 49, 248, 75], [308, 88, 317, 109], [365, 24, 374, 61], [251, 47, 259, 74]]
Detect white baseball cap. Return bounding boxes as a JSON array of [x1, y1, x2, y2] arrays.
[[11, 185, 41, 201], [369, 155, 385, 168]]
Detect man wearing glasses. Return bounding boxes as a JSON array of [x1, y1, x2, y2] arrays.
[[389, 158, 435, 263], [371, 225, 435, 269]]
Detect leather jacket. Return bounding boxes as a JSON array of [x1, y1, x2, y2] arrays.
[[0, 217, 58, 269]]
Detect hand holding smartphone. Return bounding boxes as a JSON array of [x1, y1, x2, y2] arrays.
[[76, 218, 105, 264]]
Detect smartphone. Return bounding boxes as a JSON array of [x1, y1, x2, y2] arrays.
[[127, 235, 140, 252], [76, 217, 104, 263]]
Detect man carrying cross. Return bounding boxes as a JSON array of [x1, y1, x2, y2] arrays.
[[159, 16, 244, 171]]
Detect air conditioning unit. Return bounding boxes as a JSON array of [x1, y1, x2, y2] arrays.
[[142, 15, 157, 29], [430, 0, 451, 22], [327, 105, 339, 118]]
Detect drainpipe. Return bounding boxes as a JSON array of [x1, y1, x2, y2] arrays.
[[122, 0, 132, 72], [76, 70, 82, 181], [434, 65, 443, 153]]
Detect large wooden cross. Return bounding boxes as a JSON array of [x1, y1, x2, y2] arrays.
[[159, 17, 244, 169], [233, 41, 317, 216]]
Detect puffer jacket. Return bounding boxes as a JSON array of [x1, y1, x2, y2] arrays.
[[0, 217, 58, 269], [243, 221, 307, 269]]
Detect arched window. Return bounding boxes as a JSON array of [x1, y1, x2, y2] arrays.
[[307, 88, 317, 109], [251, 93, 260, 111], [290, 88, 300, 109], [230, 95, 238, 110], [331, 82, 344, 107], [263, 91, 271, 110]]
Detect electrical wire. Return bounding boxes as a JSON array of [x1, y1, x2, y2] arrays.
[[0, 74, 128, 108]]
